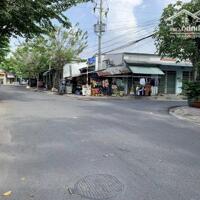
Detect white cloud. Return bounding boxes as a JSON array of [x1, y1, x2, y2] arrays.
[[102, 0, 144, 53], [107, 0, 141, 29]]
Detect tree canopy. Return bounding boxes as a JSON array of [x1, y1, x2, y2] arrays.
[[155, 0, 200, 80], [3, 25, 87, 80], [0, 0, 89, 39], [0, 0, 89, 62]]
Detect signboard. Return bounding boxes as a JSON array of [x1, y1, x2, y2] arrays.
[[87, 57, 96, 65], [166, 9, 200, 38]]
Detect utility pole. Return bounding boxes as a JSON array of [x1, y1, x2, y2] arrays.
[[94, 0, 109, 70], [98, 0, 103, 71]]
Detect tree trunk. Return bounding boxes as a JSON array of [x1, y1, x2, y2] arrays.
[[192, 60, 200, 81], [53, 71, 57, 89], [36, 74, 39, 89]]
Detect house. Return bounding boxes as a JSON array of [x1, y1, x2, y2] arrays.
[[0, 69, 16, 85], [62, 53, 193, 96], [97, 53, 193, 95], [63, 62, 89, 94], [0, 69, 7, 84]]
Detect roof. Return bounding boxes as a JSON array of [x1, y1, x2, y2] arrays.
[[63, 62, 87, 78], [123, 53, 192, 67], [7, 73, 15, 78], [97, 66, 130, 77]]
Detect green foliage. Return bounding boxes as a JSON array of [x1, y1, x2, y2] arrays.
[[0, 0, 89, 62], [5, 25, 87, 79], [47, 25, 88, 70], [0, 0, 89, 39], [155, 0, 200, 80], [183, 81, 200, 100], [0, 36, 10, 63]]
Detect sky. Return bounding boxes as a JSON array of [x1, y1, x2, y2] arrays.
[[11, 0, 191, 59], [65, 0, 191, 58]]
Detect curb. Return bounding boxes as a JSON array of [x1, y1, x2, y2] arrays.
[[169, 106, 200, 126]]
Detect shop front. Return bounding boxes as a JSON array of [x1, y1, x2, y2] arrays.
[[96, 66, 131, 96], [122, 53, 193, 95], [127, 65, 165, 96]]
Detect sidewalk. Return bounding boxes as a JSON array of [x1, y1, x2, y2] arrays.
[[26, 87, 187, 101], [64, 94, 187, 101], [170, 106, 200, 126]]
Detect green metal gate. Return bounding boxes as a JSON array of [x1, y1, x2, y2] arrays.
[[167, 71, 176, 94], [158, 73, 166, 94], [158, 71, 176, 94]]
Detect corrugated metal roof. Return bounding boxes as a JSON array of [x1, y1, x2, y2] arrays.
[[97, 66, 130, 77], [124, 54, 192, 67]]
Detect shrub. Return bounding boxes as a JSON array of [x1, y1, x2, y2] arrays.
[[183, 81, 200, 101]]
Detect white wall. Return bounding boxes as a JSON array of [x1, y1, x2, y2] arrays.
[[63, 62, 87, 78], [176, 70, 183, 95]]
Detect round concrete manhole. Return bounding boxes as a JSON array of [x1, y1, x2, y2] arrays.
[[73, 174, 124, 200]]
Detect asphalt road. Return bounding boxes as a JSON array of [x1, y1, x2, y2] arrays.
[[0, 86, 200, 200]]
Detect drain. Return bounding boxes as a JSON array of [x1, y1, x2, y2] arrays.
[[73, 174, 124, 200]]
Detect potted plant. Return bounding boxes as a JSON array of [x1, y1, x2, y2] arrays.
[[183, 81, 200, 108]]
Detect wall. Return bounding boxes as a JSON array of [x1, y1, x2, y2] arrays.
[[95, 54, 124, 71], [63, 62, 87, 78], [176, 70, 183, 94], [0, 73, 7, 85]]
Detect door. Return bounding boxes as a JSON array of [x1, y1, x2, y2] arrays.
[[167, 71, 176, 94], [158, 73, 166, 94]]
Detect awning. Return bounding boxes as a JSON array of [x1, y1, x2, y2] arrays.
[[97, 66, 130, 77], [7, 73, 15, 78], [129, 66, 164, 75]]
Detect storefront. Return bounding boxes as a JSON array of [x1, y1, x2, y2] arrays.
[[127, 65, 165, 96], [96, 66, 131, 96], [63, 53, 193, 96], [6, 73, 16, 84]]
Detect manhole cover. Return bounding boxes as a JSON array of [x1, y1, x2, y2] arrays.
[[73, 174, 124, 200]]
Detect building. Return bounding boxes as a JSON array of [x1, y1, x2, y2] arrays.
[[0, 69, 7, 84], [0, 69, 16, 85], [63, 62, 89, 94], [62, 53, 193, 96], [98, 53, 193, 95]]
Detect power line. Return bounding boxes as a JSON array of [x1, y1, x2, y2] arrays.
[[89, 22, 157, 46], [85, 23, 156, 52], [83, 29, 155, 56], [103, 33, 155, 54], [101, 29, 155, 52], [106, 19, 159, 31], [85, 18, 159, 33]]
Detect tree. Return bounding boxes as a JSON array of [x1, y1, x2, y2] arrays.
[[0, 0, 89, 63], [5, 25, 87, 88], [3, 37, 49, 86], [46, 25, 88, 88], [0, 36, 9, 63], [0, 0, 89, 39], [155, 0, 200, 80]]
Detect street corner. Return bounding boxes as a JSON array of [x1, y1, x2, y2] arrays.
[[169, 106, 200, 126]]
